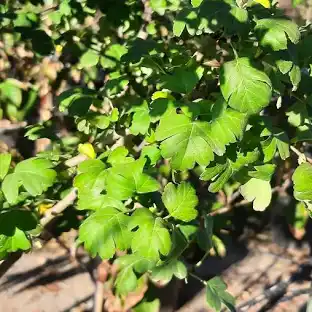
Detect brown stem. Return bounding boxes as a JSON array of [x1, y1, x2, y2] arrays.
[[40, 188, 78, 227], [64, 154, 88, 167]]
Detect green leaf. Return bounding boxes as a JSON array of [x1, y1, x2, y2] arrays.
[[162, 182, 198, 222], [191, 0, 203, 7], [79, 207, 131, 259], [74, 159, 106, 197], [0, 229, 31, 253], [275, 131, 290, 160], [197, 215, 213, 251], [220, 57, 272, 114], [130, 101, 151, 135], [206, 276, 235, 312], [141, 145, 161, 166], [173, 19, 186, 37], [240, 178, 272, 211], [248, 164, 276, 181], [105, 158, 159, 200], [200, 150, 260, 193], [256, 19, 300, 51], [207, 106, 248, 156], [57, 87, 95, 113], [260, 128, 290, 160], [161, 67, 204, 94], [155, 105, 247, 170], [289, 65, 301, 89], [100, 44, 127, 68], [151, 259, 187, 284], [0, 80, 22, 106], [293, 163, 312, 201], [107, 146, 133, 165], [0, 210, 38, 236], [0, 153, 11, 180], [79, 49, 100, 68], [115, 254, 149, 295], [2, 158, 56, 204], [134, 299, 160, 312], [155, 109, 213, 170], [150, 0, 167, 15], [129, 209, 171, 263]]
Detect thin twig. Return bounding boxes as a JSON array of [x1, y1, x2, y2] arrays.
[[208, 206, 232, 217], [93, 261, 109, 312], [64, 154, 88, 167], [188, 272, 207, 285], [40, 188, 77, 227], [0, 121, 27, 133], [290, 145, 312, 164]]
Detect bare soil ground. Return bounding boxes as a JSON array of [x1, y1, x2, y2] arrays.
[[1, 231, 311, 312]]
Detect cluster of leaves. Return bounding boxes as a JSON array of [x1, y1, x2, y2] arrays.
[[2, 0, 312, 311]]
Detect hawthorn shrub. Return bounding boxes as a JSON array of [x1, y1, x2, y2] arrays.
[[1, 0, 312, 311]]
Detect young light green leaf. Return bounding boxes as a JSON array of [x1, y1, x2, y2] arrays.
[[240, 178, 272, 211], [79, 207, 131, 259], [191, 0, 203, 7], [105, 158, 159, 200], [0, 153, 11, 180], [256, 18, 300, 51], [129, 209, 171, 263], [220, 57, 272, 114], [162, 182, 198, 222], [150, 0, 167, 15], [2, 158, 56, 203], [292, 163, 312, 201], [173, 20, 186, 37], [206, 276, 235, 312]]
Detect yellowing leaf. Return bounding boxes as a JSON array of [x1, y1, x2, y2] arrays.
[[78, 143, 96, 159], [38, 203, 53, 215], [252, 0, 271, 8], [240, 178, 272, 211]]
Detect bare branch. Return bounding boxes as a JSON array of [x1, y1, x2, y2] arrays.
[[40, 188, 78, 227], [64, 154, 88, 167]]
